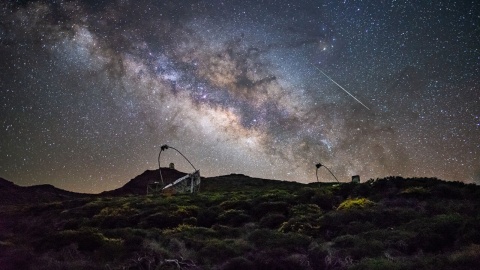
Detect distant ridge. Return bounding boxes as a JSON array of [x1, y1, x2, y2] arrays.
[[100, 170, 305, 196], [200, 173, 306, 192], [0, 177, 87, 205]]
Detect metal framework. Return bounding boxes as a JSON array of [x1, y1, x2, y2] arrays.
[[315, 162, 339, 183], [155, 144, 201, 194]]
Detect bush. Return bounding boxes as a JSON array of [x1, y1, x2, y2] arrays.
[[308, 244, 329, 269], [448, 244, 480, 269], [342, 221, 375, 235], [282, 253, 312, 270], [248, 229, 311, 251], [220, 200, 252, 211], [211, 225, 242, 238], [333, 234, 384, 259], [253, 201, 289, 218], [406, 214, 464, 252], [259, 213, 287, 229], [0, 248, 36, 270], [251, 248, 289, 269], [296, 187, 317, 204], [197, 206, 220, 227], [198, 239, 251, 265], [174, 205, 200, 218], [362, 229, 416, 254], [311, 192, 340, 211], [38, 229, 107, 252], [400, 186, 430, 198], [350, 258, 405, 270], [182, 217, 197, 226], [145, 212, 182, 229], [218, 209, 252, 227], [337, 198, 375, 210], [258, 190, 295, 202], [372, 208, 421, 228], [220, 256, 256, 270], [290, 204, 322, 217], [279, 217, 322, 237]]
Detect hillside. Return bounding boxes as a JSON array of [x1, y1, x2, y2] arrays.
[[100, 168, 188, 196], [0, 178, 89, 205], [1, 176, 479, 269], [100, 170, 307, 196]]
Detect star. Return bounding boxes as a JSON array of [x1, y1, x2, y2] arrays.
[[0, 0, 478, 193]]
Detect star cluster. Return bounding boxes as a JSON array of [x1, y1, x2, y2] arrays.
[[1, 0, 479, 193]]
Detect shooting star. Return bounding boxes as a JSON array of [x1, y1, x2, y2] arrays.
[[311, 64, 371, 110]]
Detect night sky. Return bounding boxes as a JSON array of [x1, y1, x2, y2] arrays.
[[1, 0, 479, 193]]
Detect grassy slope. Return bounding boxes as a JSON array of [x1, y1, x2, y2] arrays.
[[1, 176, 480, 269]]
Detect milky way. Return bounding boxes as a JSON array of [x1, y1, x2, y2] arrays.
[[1, 0, 479, 193]]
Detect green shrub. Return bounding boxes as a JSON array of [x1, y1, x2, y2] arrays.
[[333, 234, 357, 248], [371, 208, 421, 228], [337, 198, 375, 210], [351, 182, 373, 197], [362, 229, 416, 254], [311, 191, 340, 211], [220, 256, 255, 270], [93, 238, 125, 262], [220, 200, 252, 211], [182, 217, 197, 226], [342, 221, 375, 235], [258, 189, 295, 202], [253, 201, 289, 218], [332, 234, 384, 259], [280, 254, 311, 270], [95, 206, 138, 217], [164, 226, 219, 240], [251, 248, 292, 269], [63, 218, 81, 230], [60, 200, 106, 218], [296, 187, 317, 203], [259, 213, 287, 229], [400, 186, 430, 198], [290, 204, 322, 217], [448, 244, 480, 268], [197, 206, 220, 227], [97, 214, 137, 229], [248, 229, 311, 251], [174, 205, 200, 218], [406, 214, 464, 252], [279, 217, 322, 237], [198, 239, 251, 265], [39, 228, 108, 252], [0, 248, 36, 270], [218, 209, 252, 227], [350, 258, 405, 270], [145, 212, 182, 229]]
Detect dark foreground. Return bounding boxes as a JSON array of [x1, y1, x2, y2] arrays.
[[1, 176, 480, 269]]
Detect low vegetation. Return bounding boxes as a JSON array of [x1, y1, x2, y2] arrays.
[[1, 176, 480, 269]]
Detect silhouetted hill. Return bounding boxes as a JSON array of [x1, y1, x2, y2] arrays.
[[201, 173, 307, 192], [0, 177, 87, 205], [0, 177, 16, 189], [100, 170, 308, 196], [100, 168, 187, 196]]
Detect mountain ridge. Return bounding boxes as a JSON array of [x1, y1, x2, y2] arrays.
[[0, 177, 89, 205]]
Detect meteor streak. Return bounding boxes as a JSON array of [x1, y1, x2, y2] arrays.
[[311, 64, 371, 110]]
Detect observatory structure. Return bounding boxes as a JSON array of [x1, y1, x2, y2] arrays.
[[315, 163, 339, 183], [148, 144, 200, 194]]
